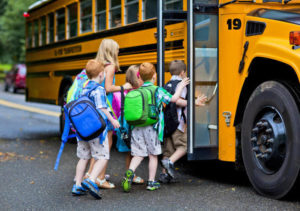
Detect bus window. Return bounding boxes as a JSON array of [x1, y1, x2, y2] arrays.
[[125, 0, 138, 24], [96, 0, 106, 31], [80, 0, 92, 33], [27, 22, 32, 48], [164, 0, 183, 10], [56, 8, 66, 41], [40, 16, 46, 45], [195, 0, 217, 4], [194, 13, 218, 147], [34, 20, 39, 47], [48, 13, 54, 43], [68, 3, 78, 38], [143, 0, 157, 19], [110, 0, 121, 28]]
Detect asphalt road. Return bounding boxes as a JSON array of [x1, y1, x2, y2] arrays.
[[0, 84, 300, 210]]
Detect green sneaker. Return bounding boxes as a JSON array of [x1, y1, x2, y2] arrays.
[[146, 181, 160, 191], [122, 169, 134, 192]]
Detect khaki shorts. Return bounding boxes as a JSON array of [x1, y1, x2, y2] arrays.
[[163, 129, 187, 158], [131, 125, 162, 157], [77, 137, 109, 160]]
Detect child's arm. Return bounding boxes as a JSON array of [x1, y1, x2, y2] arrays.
[[176, 98, 187, 107], [195, 94, 207, 106], [176, 94, 207, 107], [100, 108, 120, 129], [170, 77, 190, 103]]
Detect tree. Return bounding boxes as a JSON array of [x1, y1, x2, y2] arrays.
[[0, 0, 36, 63], [0, 0, 7, 16]]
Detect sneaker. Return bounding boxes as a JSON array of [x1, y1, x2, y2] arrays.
[[81, 178, 102, 199], [72, 184, 87, 196], [146, 181, 160, 191], [158, 173, 171, 184], [121, 169, 134, 192], [161, 158, 175, 178]]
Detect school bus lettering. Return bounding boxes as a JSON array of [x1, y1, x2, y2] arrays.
[[54, 45, 82, 57]]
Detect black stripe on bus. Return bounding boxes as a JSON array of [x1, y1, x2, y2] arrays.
[[26, 19, 159, 53], [26, 40, 184, 66]]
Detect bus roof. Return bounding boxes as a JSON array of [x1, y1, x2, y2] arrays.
[[28, 0, 54, 12]]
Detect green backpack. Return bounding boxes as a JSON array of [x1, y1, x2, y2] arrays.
[[124, 85, 159, 127]]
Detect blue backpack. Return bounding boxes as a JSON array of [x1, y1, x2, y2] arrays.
[[54, 84, 106, 170]]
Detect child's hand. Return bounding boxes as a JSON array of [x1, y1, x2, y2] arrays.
[[196, 94, 207, 106], [112, 119, 120, 129], [178, 77, 190, 89], [123, 82, 132, 90]]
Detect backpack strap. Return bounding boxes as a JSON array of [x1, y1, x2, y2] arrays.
[[54, 106, 72, 171], [120, 86, 125, 125], [106, 98, 118, 120], [84, 83, 100, 98]]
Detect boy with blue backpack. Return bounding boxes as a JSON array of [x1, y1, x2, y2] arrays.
[[72, 59, 120, 199], [121, 62, 190, 192]]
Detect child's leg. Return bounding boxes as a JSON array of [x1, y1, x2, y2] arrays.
[[169, 130, 187, 163], [97, 131, 113, 180], [89, 159, 109, 182], [125, 152, 131, 169], [161, 136, 174, 175], [148, 154, 158, 181], [129, 156, 144, 172], [87, 158, 95, 175], [169, 149, 186, 163], [75, 159, 89, 186]]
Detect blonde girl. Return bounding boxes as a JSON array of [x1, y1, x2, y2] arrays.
[[86, 39, 132, 189]]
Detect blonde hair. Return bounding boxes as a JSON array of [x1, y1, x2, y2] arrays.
[[95, 39, 120, 71], [125, 65, 139, 88], [139, 62, 156, 81], [85, 59, 104, 79]]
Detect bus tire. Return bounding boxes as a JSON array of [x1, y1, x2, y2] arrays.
[[59, 83, 77, 144], [241, 81, 300, 199]]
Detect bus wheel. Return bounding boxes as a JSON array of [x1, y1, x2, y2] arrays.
[[241, 81, 300, 199], [59, 84, 76, 144]]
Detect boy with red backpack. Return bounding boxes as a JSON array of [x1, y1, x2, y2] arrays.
[[121, 62, 190, 192], [159, 60, 207, 183]]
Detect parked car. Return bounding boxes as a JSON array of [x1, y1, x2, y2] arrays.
[[4, 64, 26, 93]]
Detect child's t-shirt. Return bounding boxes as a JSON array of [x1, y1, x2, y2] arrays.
[[171, 75, 187, 133], [66, 69, 88, 103], [81, 80, 108, 143], [82, 80, 108, 112], [141, 81, 172, 141]]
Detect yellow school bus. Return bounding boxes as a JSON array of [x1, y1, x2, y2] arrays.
[[25, 0, 300, 198]]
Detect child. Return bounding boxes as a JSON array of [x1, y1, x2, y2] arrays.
[[159, 60, 206, 183], [112, 65, 144, 184], [73, 59, 120, 199], [121, 62, 190, 192]]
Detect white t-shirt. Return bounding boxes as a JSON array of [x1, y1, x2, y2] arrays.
[[171, 75, 187, 133]]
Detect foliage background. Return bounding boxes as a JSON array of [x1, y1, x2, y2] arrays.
[[0, 0, 36, 64]]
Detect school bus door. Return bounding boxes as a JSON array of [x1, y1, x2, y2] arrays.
[[157, 0, 219, 160], [186, 1, 219, 160]]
